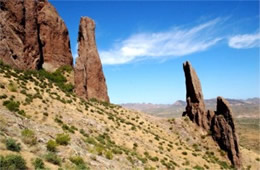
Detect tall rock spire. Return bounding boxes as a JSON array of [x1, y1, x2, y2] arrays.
[[183, 61, 209, 130], [74, 17, 109, 102], [212, 97, 241, 168]]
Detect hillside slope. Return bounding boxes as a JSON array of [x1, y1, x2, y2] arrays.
[[0, 63, 259, 169]]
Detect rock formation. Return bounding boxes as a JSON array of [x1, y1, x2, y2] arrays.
[[211, 97, 241, 168], [0, 0, 72, 71], [182, 61, 209, 130], [0, 0, 41, 70], [74, 17, 109, 102], [37, 0, 72, 71], [183, 61, 241, 168]]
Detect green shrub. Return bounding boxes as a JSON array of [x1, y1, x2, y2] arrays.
[[21, 129, 37, 145], [8, 82, 17, 92], [182, 151, 188, 155], [47, 140, 57, 152], [0, 154, 27, 170], [105, 150, 113, 160], [33, 158, 45, 169], [0, 94, 7, 99], [193, 165, 205, 170], [5, 138, 21, 152], [69, 156, 84, 165], [112, 147, 123, 154], [150, 156, 159, 162], [3, 100, 20, 112], [85, 137, 96, 145], [55, 133, 70, 145], [45, 152, 61, 165]]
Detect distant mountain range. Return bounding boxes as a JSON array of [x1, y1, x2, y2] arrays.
[[121, 98, 260, 118]]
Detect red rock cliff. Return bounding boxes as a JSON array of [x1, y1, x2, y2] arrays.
[[0, 0, 72, 71]]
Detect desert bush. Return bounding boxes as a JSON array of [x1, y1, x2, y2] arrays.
[[193, 165, 204, 170], [69, 156, 85, 166], [3, 100, 20, 112], [45, 152, 61, 165], [149, 156, 159, 162], [0, 154, 27, 170], [0, 94, 7, 99], [8, 82, 17, 92], [21, 129, 37, 145], [105, 150, 113, 160], [85, 137, 97, 145], [182, 151, 188, 155], [47, 140, 57, 152], [80, 129, 89, 137], [5, 138, 21, 152], [33, 158, 45, 169], [55, 133, 70, 145]]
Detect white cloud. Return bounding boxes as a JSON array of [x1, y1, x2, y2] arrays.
[[228, 32, 260, 49], [100, 19, 222, 65]]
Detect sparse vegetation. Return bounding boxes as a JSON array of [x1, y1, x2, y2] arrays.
[[5, 138, 21, 152], [0, 59, 258, 169], [3, 100, 20, 112], [0, 154, 27, 170], [33, 158, 45, 169], [47, 140, 57, 152], [21, 129, 37, 145], [45, 152, 61, 165], [55, 133, 70, 145]]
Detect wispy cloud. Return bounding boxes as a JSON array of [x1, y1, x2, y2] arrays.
[[228, 32, 260, 49], [100, 18, 222, 65]]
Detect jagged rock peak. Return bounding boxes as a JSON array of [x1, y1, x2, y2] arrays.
[[74, 17, 109, 102], [212, 96, 241, 168], [0, 0, 73, 71], [183, 61, 209, 130], [183, 61, 205, 104]]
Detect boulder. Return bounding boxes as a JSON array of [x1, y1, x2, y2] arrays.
[[74, 17, 109, 102]]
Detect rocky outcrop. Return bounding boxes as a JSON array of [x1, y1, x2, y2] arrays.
[[37, 0, 72, 71], [74, 17, 109, 102], [182, 61, 209, 130], [211, 97, 241, 168], [183, 61, 241, 168], [0, 0, 41, 70], [0, 0, 72, 71]]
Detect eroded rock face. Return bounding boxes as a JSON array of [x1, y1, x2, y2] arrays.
[[182, 61, 209, 130], [0, 0, 41, 70], [37, 0, 73, 72], [211, 97, 241, 168], [0, 0, 72, 71], [74, 17, 109, 102], [182, 61, 241, 168]]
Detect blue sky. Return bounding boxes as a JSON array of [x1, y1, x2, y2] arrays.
[[51, 1, 259, 104]]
